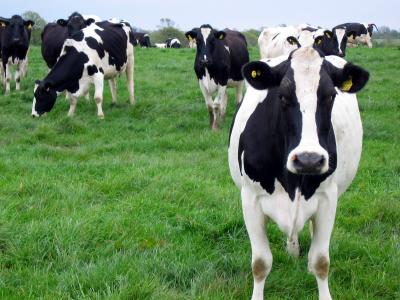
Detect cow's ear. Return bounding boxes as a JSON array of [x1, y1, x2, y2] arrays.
[[324, 30, 333, 39], [0, 17, 10, 26], [330, 62, 369, 93], [287, 36, 301, 48], [185, 30, 197, 41], [24, 20, 34, 30], [242, 61, 287, 90], [85, 18, 95, 26], [57, 19, 68, 26], [214, 31, 226, 40], [314, 36, 323, 46]]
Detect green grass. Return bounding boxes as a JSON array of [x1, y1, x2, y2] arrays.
[[0, 46, 399, 299]]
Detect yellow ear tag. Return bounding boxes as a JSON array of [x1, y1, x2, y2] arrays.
[[251, 70, 261, 78], [325, 32, 332, 38], [188, 36, 192, 41], [27, 24, 32, 30], [341, 78, 353, 92], [316, 38, 322, 45], [219, 34, 224, 40]]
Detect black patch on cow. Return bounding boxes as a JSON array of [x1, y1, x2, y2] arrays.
[[85, 36, 105, 58], [87, 64, 98, 76], [99, 67, 104, 73], [43, 45, 89, 93], [94, 21, 128, 72], [71, 30, 84, 41], [272, 33, 280, 40], [41, 23, 68, 68], [302, 26, 317, 32]]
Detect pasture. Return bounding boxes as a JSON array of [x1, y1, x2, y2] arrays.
[[0, 46, 399, 299]]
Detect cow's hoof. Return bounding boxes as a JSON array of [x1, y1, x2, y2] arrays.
[[98, 115, 105, 119]]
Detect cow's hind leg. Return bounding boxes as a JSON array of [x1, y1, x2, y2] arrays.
[[126, 48, 135, 105], [235, 81, 245, 105], [94, 75, 105, 118], [308, 186, 338, 300], [109, 78, 117, 104], [5, 62, 11, 94], [242, 187, 272, 300]]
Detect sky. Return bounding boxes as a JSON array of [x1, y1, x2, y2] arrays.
[[2, 0, 399, 31]]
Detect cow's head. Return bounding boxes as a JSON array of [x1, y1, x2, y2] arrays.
[[313, 29, 344, 57], [32, 80, 57, 117], [185, 25, 226, 67], [243, 47, 369, 175], [0, 15, 34, 45], [367, 23, 378, 37], [57, 12, 95, 37], [332, 26, 348, 57]]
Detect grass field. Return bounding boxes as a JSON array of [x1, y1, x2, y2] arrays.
[[0, 45, 399, 299]]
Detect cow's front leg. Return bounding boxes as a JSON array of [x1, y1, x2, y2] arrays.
[[198, 80, 215, 129], [67, 95, 78, 117], [94, 75, 105, 118], [109, 78, 117, 104], [5, 62, 11, 94], [212, 85, 227, 129], [308, 185, 338, 300], [235, 81, 245, 105], [242, 186, 272, 300], [15, 62, 22, 91]]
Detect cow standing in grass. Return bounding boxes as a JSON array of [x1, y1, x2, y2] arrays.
[[0, 15, 34, 93], [334, 23, 378, 48], [32, 20, 135, 118], [185, 24, 249, 129], [229, 46, 369, 300]]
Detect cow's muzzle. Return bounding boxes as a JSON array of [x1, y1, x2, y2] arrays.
[[290, 152, 326, 175]]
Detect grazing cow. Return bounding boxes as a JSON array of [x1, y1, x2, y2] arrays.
[[228, 47, 369, 300], [132, 32, 151, 47], [185, 24, 249, 129], [166, 38, 181, 48], [0, 15, 34, 93], [41, 12, 96, 69], [335, 23, 378, 48], [32, 21, 135, 118], [258, 25, 345, 59]]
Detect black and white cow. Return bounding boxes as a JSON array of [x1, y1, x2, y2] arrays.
[[258, 25, 346, 59], [185, 25, 249, 129], [32, 21, 135, 118], [41, 12, 96, 69], [0, 15, 34, 93], [229, 47, 369, 300], [166, 38, 181, 48], [335, 23, 378, 48], [132, 32, 151, 47]]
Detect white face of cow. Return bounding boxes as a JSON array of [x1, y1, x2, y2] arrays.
[[334, 28, 346, 56], [286, 48, 329, 174], [242, 47, 369, 175]]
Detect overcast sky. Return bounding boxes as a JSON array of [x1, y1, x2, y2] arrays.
[[2, 0, 399, 31]]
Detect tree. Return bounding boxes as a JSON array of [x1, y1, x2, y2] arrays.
[[22, 11, 47, 46], [158, 18, 175, 29]]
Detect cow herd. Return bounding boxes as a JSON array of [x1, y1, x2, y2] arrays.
[[0, 12, 374, 300]]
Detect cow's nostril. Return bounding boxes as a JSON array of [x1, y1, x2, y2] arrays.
[[291, 152, 326, 174]]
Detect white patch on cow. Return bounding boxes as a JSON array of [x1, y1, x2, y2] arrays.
[[334, 28, 346, 55], [258, 26, 299, 59], [286, 47, 329, 174], [155, 43, 167, 48], [224, 45, 230, 53], [170, 38, 180, 45], [199, 68, 217, 95], [200, 27, 211, 46]]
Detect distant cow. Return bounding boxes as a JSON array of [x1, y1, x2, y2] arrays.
[[0, 15, 34, 93], [132, 32, 151, 47], [166, 38, 181, 48], [185, 24, 249, 129], [229, 47, 369, 300], [335, 23, 378, 48], [258, 24, 346, 59], [32, 21, 135, 118], [41, 12, 96, 68]]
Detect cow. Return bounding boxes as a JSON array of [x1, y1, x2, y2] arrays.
[[335, 23, 378, 48], [0, 15, 34, 93], [258, 25, 346, 59], [32, 20, 135, 118], [154, 42, 167, 48], [185, 24, 249, 129], [228, 46, 369, 300], [41, 12, 96, 69], [166, 38, 181, 48], [132, 32, 151, 47]]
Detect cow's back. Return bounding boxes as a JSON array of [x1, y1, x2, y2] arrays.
[[41, 23, 68, 68], [225, 30, 249, 81]]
